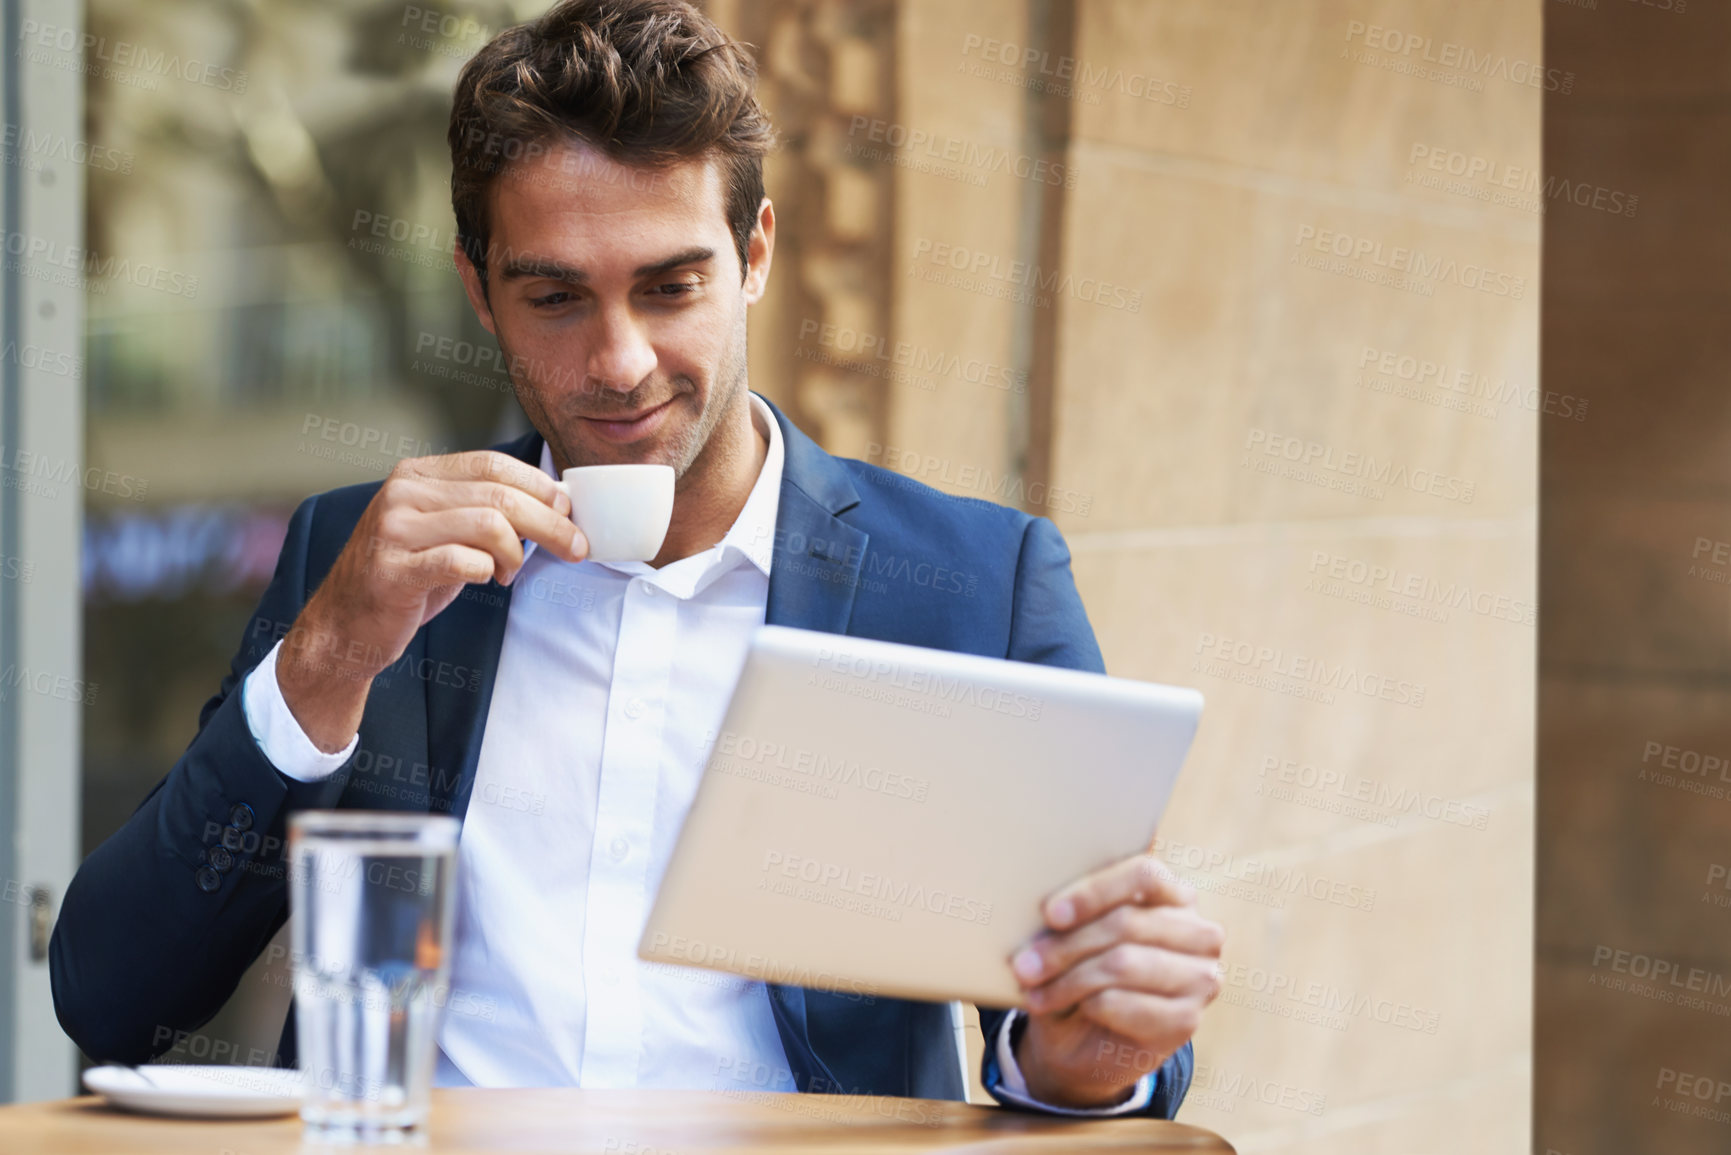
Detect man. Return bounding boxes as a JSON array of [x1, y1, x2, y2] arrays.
[[52, 0, 1222, 1118]]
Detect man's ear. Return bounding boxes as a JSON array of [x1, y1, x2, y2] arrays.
[[741, 197, 775, 305], [453, 240, 498, 337]]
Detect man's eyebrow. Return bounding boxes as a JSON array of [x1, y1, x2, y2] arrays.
[[495, 247, 716, 284], [634, 246, 715, 278]]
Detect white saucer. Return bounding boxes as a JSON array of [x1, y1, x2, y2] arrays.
[[82, 1064, 305, 1118]]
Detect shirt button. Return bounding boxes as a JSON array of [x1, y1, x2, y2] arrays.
[[609, 836, 630, 862], [624, 698, 646, 720], [641, 583, 656, 597], [229, 803, 255, 831], [194, 865, 222, 892]]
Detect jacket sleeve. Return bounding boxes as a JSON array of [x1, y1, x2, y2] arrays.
[[979, 514, 1195, 1119], [50, 495, 353, 1064]]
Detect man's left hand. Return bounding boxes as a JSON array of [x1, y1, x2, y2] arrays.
[[1007, 853, 1225, 1109]]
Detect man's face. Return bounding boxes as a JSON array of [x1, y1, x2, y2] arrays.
[[456, 140, 772, 478]]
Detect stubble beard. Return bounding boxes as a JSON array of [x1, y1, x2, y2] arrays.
[[674, 315, 751, 488], [497, 319, 748, 481]]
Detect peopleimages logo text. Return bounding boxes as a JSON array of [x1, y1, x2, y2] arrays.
[[1307, 549, 1535, 626], [1293, 225, 1526, 299], [0, 664, 97, 706], [1356, 345, 1587, 422], [702, 730, 931, 803], [799, 320, 1026, 395], [1153, 836, 1377, 912], [1257, 755, 1490, 830], [810, 646, 1043, 720], [1187, 1062, 1328, 1117], [760, 851, 994, 926], [1245, 428, 1476, 504], [1, 228, 198, 298], [1194, 632, 1427, 709], [846, 117, 1077, 188], [1592, 944, 1731, 1000], [1343, 21, 1574, 93], [910, 238, 1142, 312], [0, 445, 149, 500], [18, 20, 249, 92], [958, 35, 1191, 107], [1218, 962, 1441, 1033], [1407, 144, 1637, 219]]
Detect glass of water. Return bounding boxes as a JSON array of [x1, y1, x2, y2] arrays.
[[289, 811, 458, 1143]]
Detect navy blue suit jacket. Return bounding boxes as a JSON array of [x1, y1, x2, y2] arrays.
[[51, 395, 1192, 1118]]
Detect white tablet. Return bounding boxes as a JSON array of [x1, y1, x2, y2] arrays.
[[637, 625, 1203, 1008]]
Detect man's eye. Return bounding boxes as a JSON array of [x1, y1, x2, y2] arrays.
[[652, 281, 697, 298], [529, 291, 573, 308]]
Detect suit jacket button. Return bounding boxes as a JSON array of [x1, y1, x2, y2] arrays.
[[221, 826, 245, 852], [195, 865, 222, 892], [207, 846, 235, 873], [229, 803, 255, 831]]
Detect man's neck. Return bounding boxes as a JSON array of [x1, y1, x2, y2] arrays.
[[649, 393, 767, 568]]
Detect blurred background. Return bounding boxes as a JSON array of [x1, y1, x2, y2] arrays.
[[11, 0, 1676, 1151]]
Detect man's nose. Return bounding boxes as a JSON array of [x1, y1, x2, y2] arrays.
[[584, 303, 658, 397]]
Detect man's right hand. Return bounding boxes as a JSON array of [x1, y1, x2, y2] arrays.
[[276, 451, 587, 753]]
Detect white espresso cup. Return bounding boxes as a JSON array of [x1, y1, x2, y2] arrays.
[[558, 463, 675, 563]]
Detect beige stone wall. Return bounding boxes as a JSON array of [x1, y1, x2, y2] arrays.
[[880, 1, 1539, 1150]]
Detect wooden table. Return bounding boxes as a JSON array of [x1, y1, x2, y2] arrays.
[[0, 1088, 1235, 1152]]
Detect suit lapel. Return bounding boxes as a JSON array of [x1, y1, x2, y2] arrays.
[[424, 582, 514, 822], [755, 398, 874, 1086], [424, 429, 542, 824], [762, 398, 868, 634]]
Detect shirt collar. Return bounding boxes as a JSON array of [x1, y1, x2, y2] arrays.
[[527, 391, 783, 579]]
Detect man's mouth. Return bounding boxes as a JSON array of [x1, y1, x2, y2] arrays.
[[580, 396, 677, 443]]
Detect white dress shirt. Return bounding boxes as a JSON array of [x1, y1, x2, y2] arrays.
[[241, 392, 1154, 1113]]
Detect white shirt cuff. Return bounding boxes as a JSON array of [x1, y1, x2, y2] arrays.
[[990, 1009, 1156, 1116], [241, 639, 359, 782]]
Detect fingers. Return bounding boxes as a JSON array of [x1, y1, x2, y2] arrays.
[[1073, 989, 1205, 1064], [395, 479, 586, 566], [415, 543, 504, 589], [358, 536, 502, 598], [1013, 903, 1224, 990], [1008, 860, 1225, 1099], [1043, 854, 1194, 933], [400, 451, 572, 518], [1023, 941, 1221, 1018], [381, 506, 529, 585]]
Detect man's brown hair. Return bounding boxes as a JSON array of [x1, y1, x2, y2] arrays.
[[448, 0, 775, 292]]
